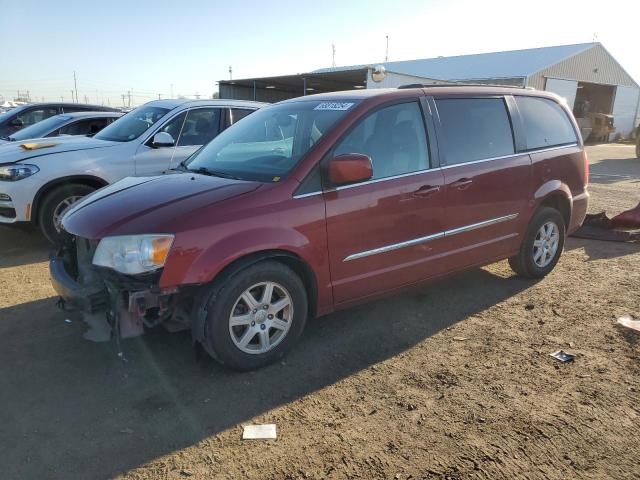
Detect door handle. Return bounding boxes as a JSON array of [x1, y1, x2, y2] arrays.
[[413, 185, 441, 197], [451, 178, 473, 190]]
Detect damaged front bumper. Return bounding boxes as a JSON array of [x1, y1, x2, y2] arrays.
[[49, 237, 181, 341]]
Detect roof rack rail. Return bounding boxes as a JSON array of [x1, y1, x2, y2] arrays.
[[397, 83, 534, 90]]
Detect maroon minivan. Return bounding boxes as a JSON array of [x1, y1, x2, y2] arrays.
[[51, 86, 589, 370]]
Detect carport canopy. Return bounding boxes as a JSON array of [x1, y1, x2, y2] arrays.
[[219, 69, 368, 102]]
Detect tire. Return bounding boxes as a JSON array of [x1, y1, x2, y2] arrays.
[[201, 260, 308, 371], [508, 207, 566, 279], [38, 184, 95, 244]]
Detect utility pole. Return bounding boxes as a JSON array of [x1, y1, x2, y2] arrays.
[[229, 66, 232, 80], [70, 90, 75, 103], [60, 95, 64, 102], [121, 94, 126, 107], [158, 93, 161, 100], [385, 35, 389, 62], [332, 44, 336, 68], [73, 71, 78, 103], [127, 90, 131, 107], [84, 94, 89, 104]]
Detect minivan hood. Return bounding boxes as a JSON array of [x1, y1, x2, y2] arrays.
[[62, 173, 262, 239], [0, 135, 117, 165]]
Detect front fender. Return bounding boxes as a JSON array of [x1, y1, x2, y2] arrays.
[[160, 226, 325, 288]]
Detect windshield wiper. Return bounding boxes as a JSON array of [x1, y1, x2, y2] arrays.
[[187, 166, 242, 181]]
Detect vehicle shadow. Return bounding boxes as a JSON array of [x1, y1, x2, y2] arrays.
[[0, 266, 534, 479], [565, 236, 640, 261], [0, 225, 50, 268]]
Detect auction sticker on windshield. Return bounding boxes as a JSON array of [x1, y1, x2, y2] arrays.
[[314, 102, 355, 111]]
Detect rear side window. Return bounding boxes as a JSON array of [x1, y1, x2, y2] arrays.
[[333, 101, 429, 180], [515, 96, 578, 150], [435, 98, 514, 165]]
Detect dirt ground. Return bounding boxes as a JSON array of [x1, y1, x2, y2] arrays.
[[0, 145, 638, 480]]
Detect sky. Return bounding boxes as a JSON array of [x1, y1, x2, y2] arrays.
[[1, 0, 638, 107]]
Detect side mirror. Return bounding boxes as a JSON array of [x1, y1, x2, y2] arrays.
[[152, 131, 175, 148], [10, 118, 24, 128], [328, 153, 373, 186]]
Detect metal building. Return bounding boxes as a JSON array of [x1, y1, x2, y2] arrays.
[[219, 42, 639, 139]]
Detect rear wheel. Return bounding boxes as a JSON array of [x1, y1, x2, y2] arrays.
[[201, 261, 308, 370], [509, 207, 565, 279], [38, 184, 95, 244]]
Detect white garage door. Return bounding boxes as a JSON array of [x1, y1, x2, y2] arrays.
[[545, 78, 578, 109], [611, 85, 640, 138]]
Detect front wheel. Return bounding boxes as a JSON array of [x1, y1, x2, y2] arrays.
[[38, 184, 95, 244], [201, 261, 308, 371], [509, 207, 566, 279]]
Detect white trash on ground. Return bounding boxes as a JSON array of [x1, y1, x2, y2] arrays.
[[550, 350, 575, 363], [242, 424, 277, 440], [617, 315, 640, 332]]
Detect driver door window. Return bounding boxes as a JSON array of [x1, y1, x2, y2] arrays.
[[177, 108, 221, 146], [154, 112, 187, 144], [334, 102, 430, 180]]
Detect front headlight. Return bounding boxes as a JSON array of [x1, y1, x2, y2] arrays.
[[0, 164, 39, 181], [92, 234, 174, 275]]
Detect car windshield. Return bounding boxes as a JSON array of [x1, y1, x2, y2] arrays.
[[8, 115, 73, 141], [184, 100, 358, 182], [94, 105, 169, 142]]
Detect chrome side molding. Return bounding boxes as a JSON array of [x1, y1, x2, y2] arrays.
[[344, 213, 519, 262]]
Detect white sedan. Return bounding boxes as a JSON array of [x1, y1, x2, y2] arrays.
[[0, 98, 265, 242]]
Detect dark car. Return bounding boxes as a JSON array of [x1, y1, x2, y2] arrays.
[[51, 85, 589, 370], [0, 111, 123, 143], [0, 102, 119, 138]]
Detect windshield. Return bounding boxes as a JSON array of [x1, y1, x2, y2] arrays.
[[8, 114, 72, 141], [184, 100, 357, 182], [94, 105, 169, 142]]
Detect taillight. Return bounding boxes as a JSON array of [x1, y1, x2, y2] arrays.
[[583, 150, 589, 187]]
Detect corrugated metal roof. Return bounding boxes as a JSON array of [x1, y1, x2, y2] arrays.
[[314, 43, 598, 81]]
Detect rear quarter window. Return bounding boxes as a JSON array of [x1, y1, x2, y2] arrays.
[[435, 98, 515, 165], [515, 96, 578, 150]]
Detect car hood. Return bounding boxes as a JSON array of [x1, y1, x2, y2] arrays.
[[0, 135, 118, 165], [62, 173, 262, 239]]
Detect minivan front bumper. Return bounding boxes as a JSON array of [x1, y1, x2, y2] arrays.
[[50, 255, 109, 313], [49, 238, 179, 339]]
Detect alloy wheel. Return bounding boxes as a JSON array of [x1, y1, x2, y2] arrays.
[[533, 221, 560, 268], [228, 281, 293, 354]]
